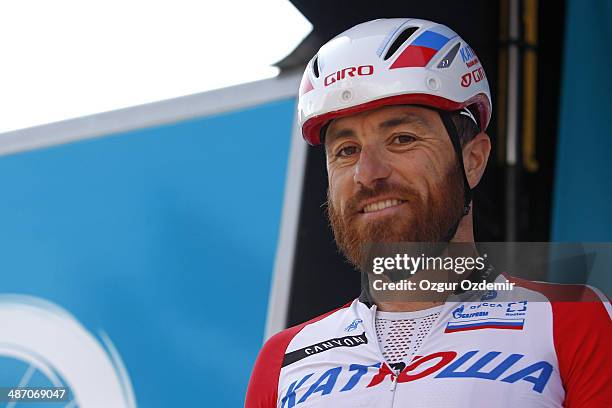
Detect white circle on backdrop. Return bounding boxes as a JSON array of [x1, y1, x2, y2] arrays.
[[0, 295, 136, 408]]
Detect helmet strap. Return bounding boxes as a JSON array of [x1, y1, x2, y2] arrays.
[[437, 111, 473, 242]]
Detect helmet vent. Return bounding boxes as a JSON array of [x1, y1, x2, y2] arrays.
[[383, 26, 419, 61], [312, 56, 320, 78], [437, 43, 461, 68]]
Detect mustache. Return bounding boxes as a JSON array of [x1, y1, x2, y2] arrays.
[[341, 180, 421, 215]]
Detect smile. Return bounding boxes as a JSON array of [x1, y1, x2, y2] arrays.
[[362, 199, 406, 214]]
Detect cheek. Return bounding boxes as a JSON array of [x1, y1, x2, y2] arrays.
[[393, 150, 447, 195], [328, 168, 354, 213]]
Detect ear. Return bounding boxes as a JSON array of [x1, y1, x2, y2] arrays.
[[462, 132, 491, 188]]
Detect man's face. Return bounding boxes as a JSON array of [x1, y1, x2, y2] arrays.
[[325, 105, 466, 268]]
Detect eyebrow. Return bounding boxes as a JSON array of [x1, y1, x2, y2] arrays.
[[325, 113, 434, 145], [326, 127, 357, 143]]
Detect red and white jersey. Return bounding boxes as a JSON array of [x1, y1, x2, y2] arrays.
[[246, 276, 611, 407]]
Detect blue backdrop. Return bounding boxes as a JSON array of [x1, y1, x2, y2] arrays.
[[0, 98, 295, 406], [552, 0, 612, 241], [551, 0, 611, 290]]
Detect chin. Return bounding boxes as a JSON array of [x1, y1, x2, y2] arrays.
[[359, 219, 416, 243]]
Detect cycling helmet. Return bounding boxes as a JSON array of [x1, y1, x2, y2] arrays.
[[297, 18, 492, 145]]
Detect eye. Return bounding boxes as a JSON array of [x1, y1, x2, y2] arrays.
[[392, 134, 417, 144], [336, 145, 360, 157]]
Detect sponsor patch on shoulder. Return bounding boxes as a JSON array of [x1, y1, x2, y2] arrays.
[[282, 332, 368, 367]]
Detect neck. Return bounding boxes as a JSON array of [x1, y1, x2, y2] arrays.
[[450, 205, 475, 243], [375, 208, 475, 312], [376, 300, 444, 312]]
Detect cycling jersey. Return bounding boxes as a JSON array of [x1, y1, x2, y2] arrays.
[[375, 307, 442, 367], [246, 275, 611, 407]]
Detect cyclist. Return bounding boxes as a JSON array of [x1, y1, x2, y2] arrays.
[[246, 18, 611, 407]]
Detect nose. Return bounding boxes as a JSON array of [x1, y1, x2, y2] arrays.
[[354, 146, 392, 188]]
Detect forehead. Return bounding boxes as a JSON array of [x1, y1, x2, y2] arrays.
[[325, 105, 441, 144]]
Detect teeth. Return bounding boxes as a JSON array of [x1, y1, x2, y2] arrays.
[[363, 199, 403, 213]]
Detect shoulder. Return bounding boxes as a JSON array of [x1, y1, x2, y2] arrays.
[[259, 301, 354, 368], [245, 302, 352, 408], [507, 276, 612, 406], [506, 275, 610, 338], [506, 275, 609, 303]]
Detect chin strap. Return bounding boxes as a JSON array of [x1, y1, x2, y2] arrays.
[[438, 111, 473, 242]]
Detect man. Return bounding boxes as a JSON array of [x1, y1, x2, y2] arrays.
[[246, 18, 611, 407]]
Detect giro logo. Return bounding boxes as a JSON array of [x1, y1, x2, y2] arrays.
[[324, 65, 374, 86], [461, 67, 485, 87], [472, 67, 485, 83]]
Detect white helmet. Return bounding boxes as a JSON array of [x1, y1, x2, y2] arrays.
[[298, 18, 492, 145]]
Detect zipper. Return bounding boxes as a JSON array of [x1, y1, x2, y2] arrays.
[[389, 369, 400, 408], [366, 301, 451, 407], [390, 372, 399, 392], [367, 303, 400, 405]]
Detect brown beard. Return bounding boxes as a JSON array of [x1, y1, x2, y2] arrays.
[[327, 159, 466, 270]]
